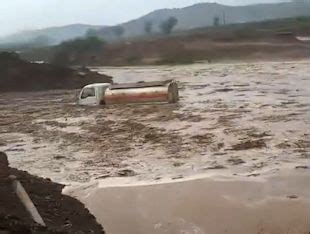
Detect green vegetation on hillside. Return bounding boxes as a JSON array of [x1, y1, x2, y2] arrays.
[[144, 22, 153, 35], [160, 17, 178, 35], [51, 36, 105, 66]]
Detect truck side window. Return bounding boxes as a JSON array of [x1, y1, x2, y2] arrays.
[[81, 88, 95, 99]]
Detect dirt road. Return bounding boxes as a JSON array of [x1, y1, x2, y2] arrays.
[[0, 61, 309, 185]]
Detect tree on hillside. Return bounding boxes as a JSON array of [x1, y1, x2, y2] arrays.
[[291, 0, 310, 4], [59, 37, 104, 53], [213, 16, 220, 27], [144, 22, 153, 35], [111, 26, 125, 38], [51, 37, 105, 66], [32, 35, 54, 47], [160, 17, 178, 35], [291, 0, 310, 8], [85, 29, 99, 38]]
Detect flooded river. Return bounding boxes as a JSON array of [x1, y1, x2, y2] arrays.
[[1, 61, 310, 233], [1, 61, 309, 183]]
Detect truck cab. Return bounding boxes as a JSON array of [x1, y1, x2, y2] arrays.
[[77, 83, 111, 106]]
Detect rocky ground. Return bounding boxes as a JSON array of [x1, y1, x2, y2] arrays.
[[0, 61, 309, 186]]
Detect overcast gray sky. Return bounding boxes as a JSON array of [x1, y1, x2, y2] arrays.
[[0, 0, 287, 36]]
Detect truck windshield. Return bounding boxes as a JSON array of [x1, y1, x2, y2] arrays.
[[81, 88, 95, 99]]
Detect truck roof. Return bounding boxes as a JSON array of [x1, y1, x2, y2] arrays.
[[110, 80, 174, 90], [84, 83, 111, 89]]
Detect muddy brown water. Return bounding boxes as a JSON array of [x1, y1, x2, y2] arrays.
[[0, 61, 309, 183], [69, 169, 310, 234], [0, 61, 310, 233]]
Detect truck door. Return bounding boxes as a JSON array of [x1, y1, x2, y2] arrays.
[[79, 87, 97, 106]]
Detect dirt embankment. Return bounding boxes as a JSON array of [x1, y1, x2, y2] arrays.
[[0, 52, 112, 92], [98, 36, 310, 66], [94, 18, 310, 66], [41, 33, 310, 66], [0, 152, 104, 233]]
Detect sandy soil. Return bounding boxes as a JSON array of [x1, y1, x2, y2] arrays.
[[0, 61, 309, 186]]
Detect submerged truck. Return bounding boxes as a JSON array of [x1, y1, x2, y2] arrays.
[[77, 80, 179, 106]]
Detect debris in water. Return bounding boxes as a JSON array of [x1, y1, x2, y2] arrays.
[[172, 175, 184, 180], [204, 163, 227, 170], [287, 195, 299, 199], [116, 169, 137, 177], [231, 139, 266, 151], [295, 165, 309, 169], [227, 157, 245, 165]]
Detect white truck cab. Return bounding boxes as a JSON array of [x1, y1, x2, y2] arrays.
[[77, 83, 110, 106]]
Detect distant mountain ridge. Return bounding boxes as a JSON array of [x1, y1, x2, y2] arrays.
[[0, 24, 105, 46], [1, 1, 309, 46], [116, 1, 310, 38]]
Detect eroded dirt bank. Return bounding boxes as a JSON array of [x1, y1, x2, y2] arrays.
[[0, 52, 112, 92], [0, 152, 104, 233]]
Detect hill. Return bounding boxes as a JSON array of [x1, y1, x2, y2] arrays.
[[0, 24, 105, 47], [99, 1, 310, 39], [1, 1, 309, 46], [21, 17, 310, 66]]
